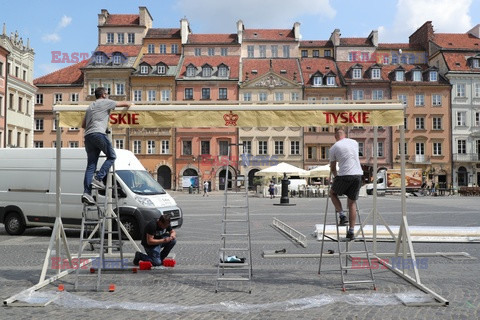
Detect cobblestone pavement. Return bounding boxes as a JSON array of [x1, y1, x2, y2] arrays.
[[1, 193, 479, 319]]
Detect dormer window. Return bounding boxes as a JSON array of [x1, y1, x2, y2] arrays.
[[186, 65, 196, 77], [113, 55, 122, 64], [395, 70, 404, 81], [326, 76, 335, 86], [352, 68, 362, 79], [313, 75, 322, 86], [429, 71, 438, 82], [473, 59, 480, 68], [202, 66, 212, 77], [371, 68, 381, 79], [95, 54, 104, 64], [413, 70, 422, 82], [158, 65, 166, 74], [218, 65, 228, 77], [140, 65, 149, 74]]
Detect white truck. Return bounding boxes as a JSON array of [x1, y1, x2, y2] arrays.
[[0, 148, 182, 239], [366, 168, 423, 195]]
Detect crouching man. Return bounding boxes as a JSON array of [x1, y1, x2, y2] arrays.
[[133, 215, 176, 266]]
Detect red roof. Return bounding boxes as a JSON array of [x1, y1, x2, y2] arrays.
[[34, 60, 87, 85], [378, 43, 416, 49], [145, 28, 181, 39], [340, 37, 372, 46], [105, 14, 140, 26], [300, 58, 340, 86], [243, 29, 295, 41], [187, 34, 238, 44], [336, 61, 391, 81], [300, 40, 330, 47], [178, 56, 240, 79], [442, 52, 480, 72], [141, 54, 180, 66], [434, 33, 480, 49], [94, 45, 142, 57], [242, 58, 302, 83]]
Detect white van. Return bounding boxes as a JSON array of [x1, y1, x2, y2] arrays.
[[0, 148, 182, 239]]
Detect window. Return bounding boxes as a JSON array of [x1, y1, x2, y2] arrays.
[[69, 141, 79, 148], [140, 65, 149, 74], [352, 90, 364, 100], [158, 65, 166, 74], [474, 83, 480, 97], [54, 94, 62, 103], [34, 141, 44, 148], [202, 66, 212, 77], [291, 92, 299, 101], [361, 52, 369, 61], [271, 45, 278, 58], [376, 142, 384, 157], [171, 44, 178, 54], [23, 70, 26, 81], [290, 141, 300, 155], [274, 141, 284, 155], [0, 61, 3, 76], [107, 33, 114, 43], [348, 52, 357, 61], [258, 141, 268, 155], [415, 117, 425, 130], [243, 92, 252, 101], [117, 33, 124, 44], [473, 59, 480, 68], [161, 90, 170, 101], [308, 127, 317, 132], [416, 142, 425, 156], [148, 44, 155, 54], [433, 117, 442, 130], [147, 90, 156, 101], [113, 55, 122, 64], [133, 141, 141, 154], [457, 111, 466, 126], [182, 140, 192, 155], [456, 83, 466, 97], [275, 92, 284, 101], [147, 141, 156, 154], [313, 50, 320, 57], [352, 68, 362, 79], [68, 93, 78, 102], [457, 139, 466, 154], [358, 142, 364, 157], [243, 141, 252, 154], [186, 65, 196, 77], [321, 146, 329, 159], [398, 94, 407, 105], [429, 71, 438, 81], [104, 83, 112, 95], [301, 50, 308, 58], [35, 119, 44, 131], [115, 83, 125, 95], [219, 88, 227, 100], [398, 142, 407, 155], [475, 112, 480, 127], [324, 50, 331, 57], [219, 141, 229, 156], [313, 75, 322, 86], [133, 90, 142, 102], [207, 47, 215, 56], [218, 66, 227, 77], [184, 88, 193, 100], [127, 33, 135, 43], [247, 45, 254, 57], [404, 117, 408, 130], [395, 71, 404, 81], [283, 45, 290, 58], [161, 140, 170, 154], [371, 68, 381, 79], [201, 88, 210, 99], [159, 44, 167, 54], [307, 146, 316, 159], [383, 55, 389, 64], [433, 142, 442, 156], [259, 92, 267, 101], [415, 94, 425, 106], [400, 55, 407, 64], [221, 48, 228, 56], [413, 70, 422, 81], [36, 94, 43, 104], [95, 54, 105, 64], [201, 141, 210, 154], [89, 83, 98, 95], [115, 139, 124, 149], [372, 90, 383, 100], [432, 94, 442, 106]]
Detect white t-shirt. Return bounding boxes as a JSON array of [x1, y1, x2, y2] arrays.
[[329, 138, 363, 176]]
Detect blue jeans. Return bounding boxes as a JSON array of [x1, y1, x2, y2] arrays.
[[83, 133, 116, 194], [140, 239, 176, 266]]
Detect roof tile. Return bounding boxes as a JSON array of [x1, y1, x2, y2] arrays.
[[34, 60, 87, 85]]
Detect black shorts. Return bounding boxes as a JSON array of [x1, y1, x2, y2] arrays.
[[331, 175, 362, 200]]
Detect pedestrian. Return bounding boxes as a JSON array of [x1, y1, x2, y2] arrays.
[[133, 215, 177, 267], [430, 181, 436, 195], [329, 127, 363, 241], [203, 180, 209, 197], [269, 180, 275, 199], [81, 87, 132, 205]]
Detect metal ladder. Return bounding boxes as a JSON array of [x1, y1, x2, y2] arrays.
[[74, 161, 124, 291], [215, 143, 253, 293], [318, 179, 376, 291]]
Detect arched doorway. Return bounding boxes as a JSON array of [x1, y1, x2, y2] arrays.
[[157, 165, 172, 189], [218, 169, 233, 190], [248, 169, 260, 190], [183, 168, 199, 189], [458, 166, 468, 186]]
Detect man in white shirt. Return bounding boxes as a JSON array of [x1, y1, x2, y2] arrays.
[[329, 127, 363, 241]]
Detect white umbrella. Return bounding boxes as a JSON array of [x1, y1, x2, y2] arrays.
[[301, 164, 339, 178], [254, 162, 308, 177]]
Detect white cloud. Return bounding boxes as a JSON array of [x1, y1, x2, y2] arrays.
[[58, 15, 72, 28], [174, 0, 335, 32], [379, 0, 473, 42], [38, 63, 61, 76], [41, 33, 60, 43]]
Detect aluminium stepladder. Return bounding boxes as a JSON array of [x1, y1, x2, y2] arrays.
[[318, 175, 376, 291], [74, 160, 125, 291], [215, 143, 253, 293]]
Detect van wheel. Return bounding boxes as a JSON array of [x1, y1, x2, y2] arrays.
[[120, 216, 139, 240], [4, 212, 26, 235]]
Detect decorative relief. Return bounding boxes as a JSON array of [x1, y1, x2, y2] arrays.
[[254, 75, 288, 88]]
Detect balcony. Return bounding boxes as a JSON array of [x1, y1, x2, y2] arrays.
[[453, 153, 480, 162], [411, 155, 431, 164]]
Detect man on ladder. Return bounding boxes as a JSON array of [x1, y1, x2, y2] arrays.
[[329, 127, 363, 241]]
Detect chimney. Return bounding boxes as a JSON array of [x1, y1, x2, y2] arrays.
[[2, 23, 6, 36], [180, 18, 190, 44], [237, 20, 244, 44], [368, 30, 378, 47], [330, 29, 340, 47], [409, 21, 434, 51], [98, 9, 109, 26], [467, 24, 480, 38], [293, 22, 301, 41], [139, 6, 153, 28]]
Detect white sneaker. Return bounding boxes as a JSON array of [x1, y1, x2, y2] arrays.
[[82, 193, 95, 205], [91, 177, 105, 189]]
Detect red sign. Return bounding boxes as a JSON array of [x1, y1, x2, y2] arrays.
[[323, 111, 370, 124], [110, 113, 140, 125], [224, 111, 239, 126]]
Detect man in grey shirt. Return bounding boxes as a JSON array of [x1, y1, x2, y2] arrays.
[[81, 87, 132, 205]]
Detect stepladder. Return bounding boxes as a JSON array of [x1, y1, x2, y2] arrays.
[[318, 176, 376, 292], [74, 162, 125, 291], [215, 143, 253, 293]]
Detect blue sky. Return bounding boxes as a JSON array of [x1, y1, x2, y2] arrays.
[[2, 0, 479, 78]]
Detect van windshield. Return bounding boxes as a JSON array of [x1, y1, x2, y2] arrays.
[[117, 170, 166, 195]]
